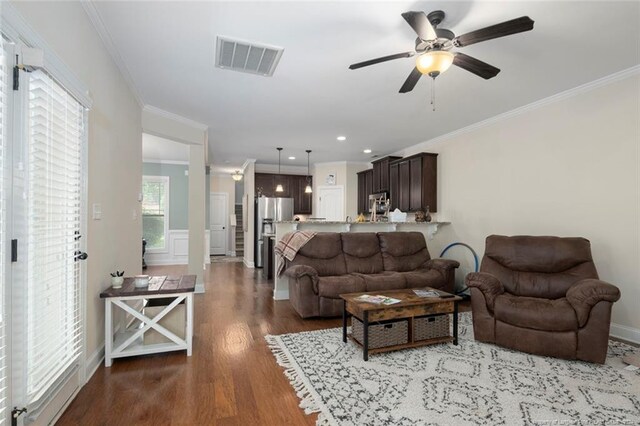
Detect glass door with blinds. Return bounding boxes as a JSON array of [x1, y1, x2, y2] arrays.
[[3, 44, 88, 425], [0, 40, 9, 426]]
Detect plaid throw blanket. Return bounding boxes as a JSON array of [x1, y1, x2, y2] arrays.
[[275, 231, 317, 277]]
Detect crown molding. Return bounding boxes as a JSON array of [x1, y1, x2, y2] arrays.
[[143, 159, 189, 166], [81, 0, 144, 107], [143, 105, 208, 132], [241, 159, 256, 172], [399, 65, 640, 153]]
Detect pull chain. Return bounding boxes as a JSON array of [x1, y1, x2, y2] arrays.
[[430, 77, 436, 111]]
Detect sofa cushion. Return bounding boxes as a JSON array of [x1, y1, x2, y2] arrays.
[[494, 294, 578, 332], [378, 232, 431, 272], [354, 272, 406, 292], [288, 233, 347, 277], [400, 269, 446, 290], [317, 275, 365, 299], [342, 233, 384, 274]]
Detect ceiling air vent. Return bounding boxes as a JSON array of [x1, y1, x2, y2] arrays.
[[215, 36, 284, 77]]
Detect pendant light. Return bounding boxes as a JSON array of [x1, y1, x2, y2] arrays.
[[275, 147, 284, 193], [305, 150, 312, 193], [231, 170, 243, 181]]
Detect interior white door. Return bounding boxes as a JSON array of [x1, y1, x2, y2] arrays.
[[210, 192, 228, 255], [317, 186, 344, 221]]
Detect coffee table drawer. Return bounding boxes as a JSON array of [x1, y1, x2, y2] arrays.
[[352, 318, 408, 349]]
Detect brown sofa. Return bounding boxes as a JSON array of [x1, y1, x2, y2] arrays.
[[283, 232, 459, 318], [466, 235, 621, 364]]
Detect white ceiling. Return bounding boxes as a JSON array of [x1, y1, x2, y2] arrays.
[[91, 1, 640, 169]]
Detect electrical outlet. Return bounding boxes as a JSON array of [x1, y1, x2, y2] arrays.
[[184, 170, 189, 176], [132, 209, 138, 220]]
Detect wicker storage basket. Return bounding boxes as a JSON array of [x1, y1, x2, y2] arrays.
[[352, 318, 408, 349], [414, 314, 450, 341]]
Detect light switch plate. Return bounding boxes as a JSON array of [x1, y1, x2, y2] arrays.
[[92, 203, 101, 220]]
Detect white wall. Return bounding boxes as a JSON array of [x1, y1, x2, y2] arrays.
[[9, 1, 143, 361], [395, 72, 640, 337], [243, 161, 256, 266], [313, 161, 369, 219]]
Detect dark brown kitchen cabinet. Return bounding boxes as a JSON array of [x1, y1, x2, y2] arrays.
[[372, 156, 401, 193], [356, 169, 374, 214], [398, 160, 411, 211], [389, 162, 399, 210], [389, 153, 438, 212], [255, 173, 312, 214], [292, 175, 312, 214], [255, 173, 275, 197]]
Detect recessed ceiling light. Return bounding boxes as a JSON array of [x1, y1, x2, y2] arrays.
[[363, 149, 372, 154], [288, 156, 296, 160], [337, 136, 346, 141]]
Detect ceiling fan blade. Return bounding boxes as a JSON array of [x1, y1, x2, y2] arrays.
[[453, 53, 500, 79], [401, 11, 437, 41], [453, 16, 534, 47], [349, 52, 415, 70], [399, 67, 422, 93]]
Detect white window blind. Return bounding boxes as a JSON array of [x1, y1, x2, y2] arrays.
[[25, 69, 84, 405], [142, 176, 169, 250], [0, 41, 8, 426]]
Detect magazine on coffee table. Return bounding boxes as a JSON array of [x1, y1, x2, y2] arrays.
[[354, 294, 402, 305], [413, 289, 441, 298]]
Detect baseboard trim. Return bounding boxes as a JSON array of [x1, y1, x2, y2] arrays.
[[611, 322, 640, 345], [146, 259, 188, 266], [273, 289, 289, 301], [85, 345, 105, 383], [243, 259, 254, 268]]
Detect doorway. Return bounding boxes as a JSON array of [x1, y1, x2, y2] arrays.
[[210, 192, 228, 255], [316, 185, 345, 221]]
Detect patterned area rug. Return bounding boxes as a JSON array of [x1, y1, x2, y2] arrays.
[[266, 313, 640, 425]]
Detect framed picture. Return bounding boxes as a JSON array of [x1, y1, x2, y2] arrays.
[[325, 172, 336, 185]]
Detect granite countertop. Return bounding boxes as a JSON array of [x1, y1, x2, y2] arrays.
[[275, 221, 449, 225]]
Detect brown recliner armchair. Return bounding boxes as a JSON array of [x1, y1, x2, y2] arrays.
[[466, 235, 620, 364]]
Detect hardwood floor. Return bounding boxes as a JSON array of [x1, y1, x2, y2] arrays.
[[58, 263, 340, 425]]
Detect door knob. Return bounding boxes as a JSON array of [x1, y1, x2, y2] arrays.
[[74, 251, 88, 261]]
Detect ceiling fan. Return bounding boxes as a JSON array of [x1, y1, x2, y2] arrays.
[[349, 10, 534, 94]]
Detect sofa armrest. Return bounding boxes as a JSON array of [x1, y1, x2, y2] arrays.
[[566, 279, 621, 327], [465, 272, 504, 312], [283, 265, 319, 293], [424, 258, 460, 271]]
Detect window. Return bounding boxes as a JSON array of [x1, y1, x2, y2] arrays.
[[142, 176, 170, 251]]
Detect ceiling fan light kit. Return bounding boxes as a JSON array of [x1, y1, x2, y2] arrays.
[[415, 50, 454, 77], [349, 10, 534, 110]]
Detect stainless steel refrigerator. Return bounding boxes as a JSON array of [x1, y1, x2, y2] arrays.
[[255, 197, 294, 268]]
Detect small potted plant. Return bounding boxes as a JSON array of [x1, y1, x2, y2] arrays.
[[110, 271, 124, 289]]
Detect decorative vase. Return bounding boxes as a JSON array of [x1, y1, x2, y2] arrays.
[[415, 209, 426, 222], [111, 276, 124, 289], [425, 206, 432, 223]]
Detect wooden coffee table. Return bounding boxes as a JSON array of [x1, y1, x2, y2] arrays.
[[340, 288, 462, 361]]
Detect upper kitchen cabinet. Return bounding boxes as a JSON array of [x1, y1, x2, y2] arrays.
[[255, 173, 311, 214], [371, 156, 401, 193], [357, 169, 374, 215], [390, 153, 437, 212]]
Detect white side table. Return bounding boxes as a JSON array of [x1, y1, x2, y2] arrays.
[[100, 275, 195, 367]]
